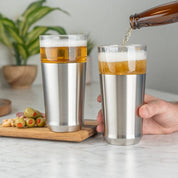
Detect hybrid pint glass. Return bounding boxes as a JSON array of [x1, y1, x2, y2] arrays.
[[40, 35, 87, 132], [98, 44, 147, 145]]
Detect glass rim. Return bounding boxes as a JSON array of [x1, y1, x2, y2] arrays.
[[40, 34, 87, 40], [39, 34, 87, 47], [98, 44, 147, 52]]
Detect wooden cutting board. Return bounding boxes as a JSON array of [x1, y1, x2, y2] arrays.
[[0, 120, 98, 142]]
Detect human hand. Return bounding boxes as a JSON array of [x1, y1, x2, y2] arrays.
[[96, 94, 178, 134]]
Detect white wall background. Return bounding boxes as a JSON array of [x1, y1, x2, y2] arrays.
[[0, 0, 178, 93]]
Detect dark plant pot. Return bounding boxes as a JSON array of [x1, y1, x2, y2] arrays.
[[2, 65, 37, 89]]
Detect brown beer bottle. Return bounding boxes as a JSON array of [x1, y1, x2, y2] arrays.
[[130, 1, 178, 29]]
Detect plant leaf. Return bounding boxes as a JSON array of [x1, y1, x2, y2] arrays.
[[27, 38, 40, 56], [26, 26, 67, 46], [18, 0, 46, 36], [30, 46, 40, 56], [0, 17, 16, 30], [22, 0, 46, 17], [0, 17, 24, 45], [17, 44, 28, 59], [26, 26, 48, 45], [0, 13, 3, 18], [87, 36, 95, 56], [0, 23, 12, 47], [6, 27, 24, 44], [13, 43, 21, 65], [22, 6, 69, 36], [48, 26, 67, 35]]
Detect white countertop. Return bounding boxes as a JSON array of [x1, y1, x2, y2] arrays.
[[0, 83, 178, 178]]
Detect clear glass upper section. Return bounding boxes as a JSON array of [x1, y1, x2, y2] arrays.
[[40, 34, 87, 47], [98, 44, 147, 62], [40, 35, 87, 63], [98, 44, 147, 75]]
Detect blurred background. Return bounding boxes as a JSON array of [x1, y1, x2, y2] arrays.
[[0, 0, 178, 93]]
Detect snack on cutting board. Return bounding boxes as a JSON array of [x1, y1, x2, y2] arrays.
[[2, 107, 46, 128], [2, 118, 16, 127]]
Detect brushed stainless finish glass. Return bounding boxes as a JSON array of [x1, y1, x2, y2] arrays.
[[42, 63, 86, 132], [100, 74, 145, 145]]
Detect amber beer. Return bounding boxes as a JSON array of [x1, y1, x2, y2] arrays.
[[98, 46, 146, 75], [40, 35, 87, 63], [98, 45, 146, 75]]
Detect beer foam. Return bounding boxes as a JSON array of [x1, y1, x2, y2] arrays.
[[98, 51, 146, 62], [40, 39, 87, 47]]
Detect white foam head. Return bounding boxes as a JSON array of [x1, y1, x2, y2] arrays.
[[40, 39, 87, 47], [40, 35, 87, 47], [98, 47, 146, 62]]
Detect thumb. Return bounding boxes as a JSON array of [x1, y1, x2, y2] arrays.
[[139, 100, 166, 119], [97, 95, 102, 103]]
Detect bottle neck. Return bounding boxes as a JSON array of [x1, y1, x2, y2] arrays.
[[130, 14, 140, 29], [130, 1, 178, 29]]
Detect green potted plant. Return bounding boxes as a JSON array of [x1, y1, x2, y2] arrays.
[[0, 0, 69, 89]]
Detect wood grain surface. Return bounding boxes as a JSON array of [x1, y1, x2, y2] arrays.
[[0, 120, 98, 142]]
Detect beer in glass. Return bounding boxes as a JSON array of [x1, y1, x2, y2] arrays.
[[98, 44, 147, 145], [40, 35, 87, 132]]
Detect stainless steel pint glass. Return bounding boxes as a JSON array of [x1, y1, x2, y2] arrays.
[[40, 35, 87, 132], [98, 45, 147, 145]]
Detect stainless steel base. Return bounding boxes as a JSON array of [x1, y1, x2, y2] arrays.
[[105, 137, 141, 146], [48, 125, 81, 132], [100, 74, 146, 145], [42, 62, 86, 132]]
